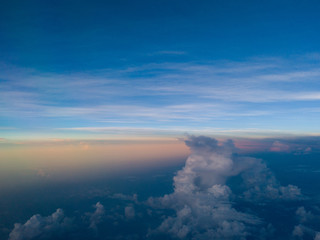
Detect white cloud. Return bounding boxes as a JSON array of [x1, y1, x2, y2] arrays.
[[148, 136, 302, 239], [3, 56, 320, 129]]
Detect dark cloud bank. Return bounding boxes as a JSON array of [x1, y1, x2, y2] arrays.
[[7, 136, 320, 240]]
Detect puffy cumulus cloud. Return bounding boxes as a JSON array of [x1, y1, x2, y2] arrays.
[[241, 173, 301, 201], [268, 136, 320, 154], [8, 202, 106, 240], [292, 207, 320, 239], [152, 202, 253, 239], [124, 205, 135, 219], [240, 137, 318, 154], [292, 224, 318, 239], [8, 209, 73, 240], [270, 141, 290, 152], [296, 206, 314, 223], [112, 193, 138, 203], [292, 224, 304, 237], [89, 202, 105, 230], [148, 136, 302, 239]]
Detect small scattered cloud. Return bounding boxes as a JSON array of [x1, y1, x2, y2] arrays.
[[124, 205, 135, 219], [270, 140, 290, 152], [292, 206, 320, 239], [292, 224, 305, 237], [112, 193, 138, 203], [88, 202, 105, 230], [8, 209, 73, 240], [296, 207, 315, 223], [8, 202, 108, 240]]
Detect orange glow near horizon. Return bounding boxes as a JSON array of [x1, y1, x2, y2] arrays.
[[0, 139, 190, 179]]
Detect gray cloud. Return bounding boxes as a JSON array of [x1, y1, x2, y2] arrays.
[[88, 202, 105, 230], [296, 207, 315, 223], [112, 193, 138, 203], [8, 202, 106, 240], [8, 209, 72, 240], [292, 207, 320, 239], [124, 205, 135, 219]]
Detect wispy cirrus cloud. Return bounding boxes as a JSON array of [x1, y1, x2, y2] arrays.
[[1, 55, 320, 133]]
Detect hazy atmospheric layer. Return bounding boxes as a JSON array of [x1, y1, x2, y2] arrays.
[[2, 136, 320, 240]]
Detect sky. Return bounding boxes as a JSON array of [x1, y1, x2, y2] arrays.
[[1, 0, 320, 141], [2, 1, 320, 240]]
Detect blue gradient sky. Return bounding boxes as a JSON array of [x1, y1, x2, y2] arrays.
[[1, 0, 320, 139], [3, 3, 320, 239]]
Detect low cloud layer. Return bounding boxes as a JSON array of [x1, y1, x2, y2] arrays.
[[7, 136, 318, 240]]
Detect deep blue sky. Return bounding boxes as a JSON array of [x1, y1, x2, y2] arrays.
[[2, 0, 320, 71], [1, 0, 320, 139]]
